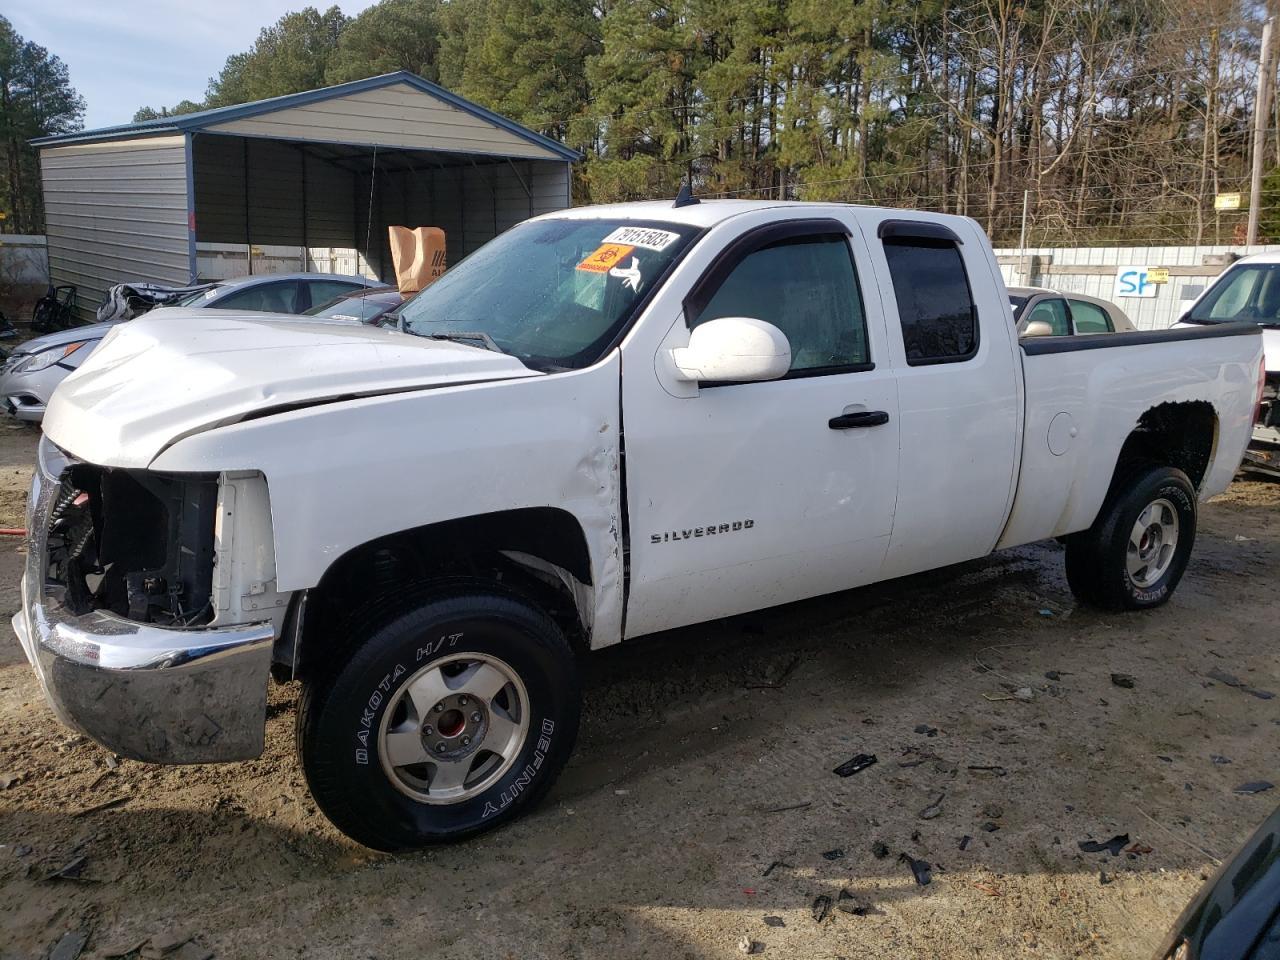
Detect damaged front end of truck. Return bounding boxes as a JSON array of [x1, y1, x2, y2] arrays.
[[13, 438, 278, 763]]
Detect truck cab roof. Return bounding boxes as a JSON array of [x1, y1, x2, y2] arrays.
[[533, 198, 975, 231]]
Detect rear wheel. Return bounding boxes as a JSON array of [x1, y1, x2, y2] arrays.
[[1065, 464, 1197, 611], [297, 587, 579, 850]]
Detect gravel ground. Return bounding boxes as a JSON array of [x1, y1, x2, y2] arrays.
[[0, 421, 1276, 960]]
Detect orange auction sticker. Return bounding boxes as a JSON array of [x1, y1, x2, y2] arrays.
[[577, 243, 635, 273]]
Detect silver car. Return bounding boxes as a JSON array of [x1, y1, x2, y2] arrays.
[[0, 272, 376, 422]]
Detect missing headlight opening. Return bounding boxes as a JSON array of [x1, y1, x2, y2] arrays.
[[47, 463, 219, 626]]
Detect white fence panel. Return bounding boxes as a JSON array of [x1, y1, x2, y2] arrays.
[[995, 243, 1280, 329]]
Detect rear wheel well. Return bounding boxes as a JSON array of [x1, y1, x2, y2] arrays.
[[1111, 401, 1217, 494], [290, 508, 593, 678]]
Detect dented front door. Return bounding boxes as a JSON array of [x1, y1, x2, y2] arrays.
[[620, 214, 901, 638]]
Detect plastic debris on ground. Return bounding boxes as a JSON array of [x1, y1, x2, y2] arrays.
[[836, 889, 873, 915], [1078, 834, 1130, 855], [918, 794, 945, 820], [832, 753, 877, 777], [42, 855, 87, 882], [811, 895, 832, 922], [1207, 667, 1275, 700], [1235, 781, 1275, 795], [899, 853, 933, 886]]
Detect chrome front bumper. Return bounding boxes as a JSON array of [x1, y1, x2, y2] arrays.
[[12, 438, 274, 763]]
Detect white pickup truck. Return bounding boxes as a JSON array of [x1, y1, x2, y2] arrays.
[[14, 200, 1262, 850]]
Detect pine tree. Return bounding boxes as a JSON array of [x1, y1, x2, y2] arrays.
[[205, 6, 349, 107], [326, 0, 443, 84], [453, 0, 599, 145], [0, 15, 84, 233]]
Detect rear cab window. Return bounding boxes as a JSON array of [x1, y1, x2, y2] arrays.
[[881, 228, 978, 364]]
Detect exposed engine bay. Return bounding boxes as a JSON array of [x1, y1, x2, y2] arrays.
[[1257, 373, 1280, 442], [47, 462, 218, 626]]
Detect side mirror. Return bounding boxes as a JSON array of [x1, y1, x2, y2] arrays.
[[671, 316, 791, 383], [1021, 319, 1056, 338]]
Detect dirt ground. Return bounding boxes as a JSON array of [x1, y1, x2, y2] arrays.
[[0, 422, 1276, 960]]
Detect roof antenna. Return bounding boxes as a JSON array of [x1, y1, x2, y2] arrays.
[[673, 181, 699, 208]]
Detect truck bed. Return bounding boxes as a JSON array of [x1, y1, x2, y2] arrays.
[[998, 322, 1262, 549]]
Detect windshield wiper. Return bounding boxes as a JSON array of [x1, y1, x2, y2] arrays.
[[422, 331, 505, 354]]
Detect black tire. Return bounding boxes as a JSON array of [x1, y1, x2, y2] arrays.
[[1064, 464, 1197, 611], [297, 586, 579, 850]]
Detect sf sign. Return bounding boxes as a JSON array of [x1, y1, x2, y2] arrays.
[[1113, 266, 1164, 299]]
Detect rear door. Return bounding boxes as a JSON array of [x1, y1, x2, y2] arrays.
[[620, 214, 901, 638], [859, 216, 1021, 578]]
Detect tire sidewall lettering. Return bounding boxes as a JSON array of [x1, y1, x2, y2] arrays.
[[354, 630, 463, 765], [1124, 483, 1194, 602], [343, 622, 564, 828]]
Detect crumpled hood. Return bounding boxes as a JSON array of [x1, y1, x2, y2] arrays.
[[43, 309, 541, 468]]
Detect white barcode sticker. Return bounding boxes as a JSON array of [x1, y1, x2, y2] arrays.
[[602, 226, 681, 251]]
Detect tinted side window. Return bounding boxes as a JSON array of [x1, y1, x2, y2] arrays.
[[1069, 300, 1113, 333], [305, 279, 364, 310], [1025, 298, 1070, 336], [214, 281, 300, 313], [883, 238, 977, 364], [692, 235, 870, 373]]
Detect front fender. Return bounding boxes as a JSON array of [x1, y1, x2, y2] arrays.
[[149, 359, 625, 647]]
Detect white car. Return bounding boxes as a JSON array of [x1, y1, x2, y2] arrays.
[[13, 200, 1262, 850]]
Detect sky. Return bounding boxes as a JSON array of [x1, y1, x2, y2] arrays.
[[7, 0, 378, 130]]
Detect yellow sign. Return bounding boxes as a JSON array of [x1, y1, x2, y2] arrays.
[[576, 243, 634, 273], [1146, 267, 1170, 284], [0, 212, 7, 220], [1215, 193, 1242, 210]]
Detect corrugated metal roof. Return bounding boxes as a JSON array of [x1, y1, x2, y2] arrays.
[[32, 71, 581, 162]]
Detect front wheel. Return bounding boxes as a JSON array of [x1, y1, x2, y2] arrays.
[[297, 587, 580, 850], [1065, 464, 1197, 611]]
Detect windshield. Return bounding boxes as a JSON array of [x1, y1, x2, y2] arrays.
[[1185, 263, 1280, 327], [1009, 295, 1028, 319], [306, 290, 400, 322], [396, 218, 700, 369]]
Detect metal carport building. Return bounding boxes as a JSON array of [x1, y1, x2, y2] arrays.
[[32, 72, 579, 318]]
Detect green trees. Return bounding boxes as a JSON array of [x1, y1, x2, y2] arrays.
[[326, 0, 444, 84], [206, 6, 349, 107], [99, 0, 1272, 245], [453, 0, 597, 145], [0, 15, 84, 234]]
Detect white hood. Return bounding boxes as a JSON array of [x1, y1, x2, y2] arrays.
[[42, 310, 541, 468]]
